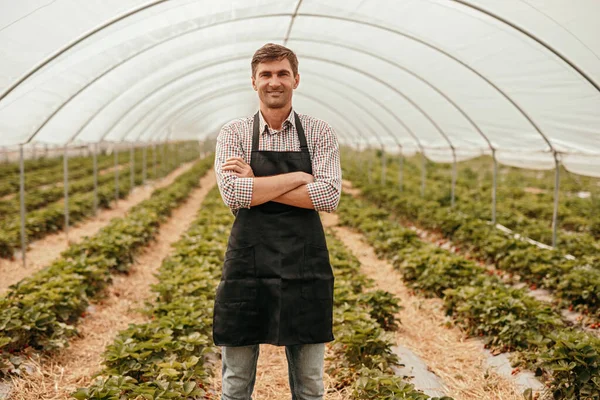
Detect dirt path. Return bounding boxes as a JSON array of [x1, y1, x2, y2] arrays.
[[7, 170, 217, 400], [320, 211, 525, 400], [0, 161, 195, 296]]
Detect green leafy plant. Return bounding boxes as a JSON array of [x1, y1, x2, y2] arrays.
[[0, 156, 213, 375]]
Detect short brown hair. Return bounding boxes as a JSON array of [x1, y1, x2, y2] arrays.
[[251, 43, 299, 77]]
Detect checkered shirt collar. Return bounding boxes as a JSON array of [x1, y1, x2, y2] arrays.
[[258, 108, 296, 135]]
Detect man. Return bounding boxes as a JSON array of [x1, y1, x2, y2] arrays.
[[213, 43, 342, 400]]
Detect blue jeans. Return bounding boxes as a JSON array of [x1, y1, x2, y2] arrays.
[[221, 343, 325, 400]]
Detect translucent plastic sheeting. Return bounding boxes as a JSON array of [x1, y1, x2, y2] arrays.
[[0, 0, 599, 177]]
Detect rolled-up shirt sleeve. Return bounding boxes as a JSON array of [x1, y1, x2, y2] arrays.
[[306, 123, 342, 212], [215, 124, 253, 212]]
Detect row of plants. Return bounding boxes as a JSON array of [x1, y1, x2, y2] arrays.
[[75, 186, 450, 399], [73, 187, 230, 399], [0, 155, 65, 176], [325, 231, 452, 399], [343, 156, 600, 320], [0, 152, 118, 183], [0, 154, 148, 221], [0, 152, 120, 197], [0, 146, 199, 259], [0, 146, 158, 178], [0, 142, 198, 198], [337, 191, 600, 399], [0, 141, 197, 220], [0, 156, 214, 376], [344, 148, 600, 245]]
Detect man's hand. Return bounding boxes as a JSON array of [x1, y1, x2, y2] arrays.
[[222, 157, 255, 178]]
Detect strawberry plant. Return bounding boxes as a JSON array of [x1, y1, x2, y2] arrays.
[[337, 188, 600, 399], [0, 142, 199, 258], [0, 156, 213, 375]]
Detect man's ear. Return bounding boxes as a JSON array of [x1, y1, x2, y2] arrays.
[[251, 75, 257, 91], [293, 73, 300, 89]]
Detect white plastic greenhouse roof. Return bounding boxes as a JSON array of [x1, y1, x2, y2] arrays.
[[0, 1, 599, 176]]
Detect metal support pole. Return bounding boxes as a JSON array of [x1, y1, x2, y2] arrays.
[[367, 145, 373, 184], [129, 142, 134, 193], [114, 146, 119, 204], [451, 150, 457, 208], [93, 143, 98, 215], [380, 145, 386, 186], [398, 146, 404, 192], [421, 151, 426, 197], [198, 141, 203, 159], [492, 150, 497, 225], [142, 144, 147, 184], [552, 153, 560, 247], [19, 144, 27, 267], [44, 143, 48, 158], [353, 141, 360, 170], [162, 140, 167, 176], [32, 144, 37, 160], [63, 145, 70, 241], [153, 143, 158, 179]]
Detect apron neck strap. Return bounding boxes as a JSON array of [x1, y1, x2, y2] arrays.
[[294, 112, 309, 152], [252, 111, 309, 153]]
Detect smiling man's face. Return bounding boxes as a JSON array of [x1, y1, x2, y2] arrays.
[[252, 58, 300, 110]]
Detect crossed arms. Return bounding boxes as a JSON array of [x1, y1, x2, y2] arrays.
[[222, 157, 315, 209], [215, 123, 341, 213]]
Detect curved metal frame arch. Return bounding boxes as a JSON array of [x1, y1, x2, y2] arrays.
[[300, 14, 557, 154], [52, 45, 401, 147], [135, 51, 451, 149], [157, 86, 383, 187], [134, 53, 454, 154], [104, 69, 365, 146], [292, 38, 493, 151], [157, 86, 366, 146], [0, 0, 171, 103], [23, 14, 294, 145], [2, 3, 559, 155], [450, 0, 600, 92], [283, 0, 303, 46], [306, 55, 456, 152], [65, 36, 439, 153], [143, 83, 366, 145], [185, 70, 414, 150], [87, 54, 431, 151], [86, 59, 249, 145], [179, 78, 385, 144], [127, 81, 361, 144], [43, 34, 431, 151], [170, 92, 361, 147], [92, 69, 362, 146], [39, 35, 455, 152]]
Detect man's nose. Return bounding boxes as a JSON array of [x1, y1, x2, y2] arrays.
[[268, 77, 282, 87]]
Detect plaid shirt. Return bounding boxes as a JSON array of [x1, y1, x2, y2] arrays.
[[215, 109, 342, 214]]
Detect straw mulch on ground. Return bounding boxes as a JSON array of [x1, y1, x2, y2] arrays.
[[6, 170, 216, 400], [321, 211, 526, 400]]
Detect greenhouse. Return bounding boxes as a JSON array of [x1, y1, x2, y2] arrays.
[[0, 1, 599, 399]]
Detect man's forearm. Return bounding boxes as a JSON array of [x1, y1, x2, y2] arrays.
[[271, 185, 314, 209], [250, 172, 311, 206]]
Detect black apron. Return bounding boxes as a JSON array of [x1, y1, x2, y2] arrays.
[[213, 112, 334, 347]]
